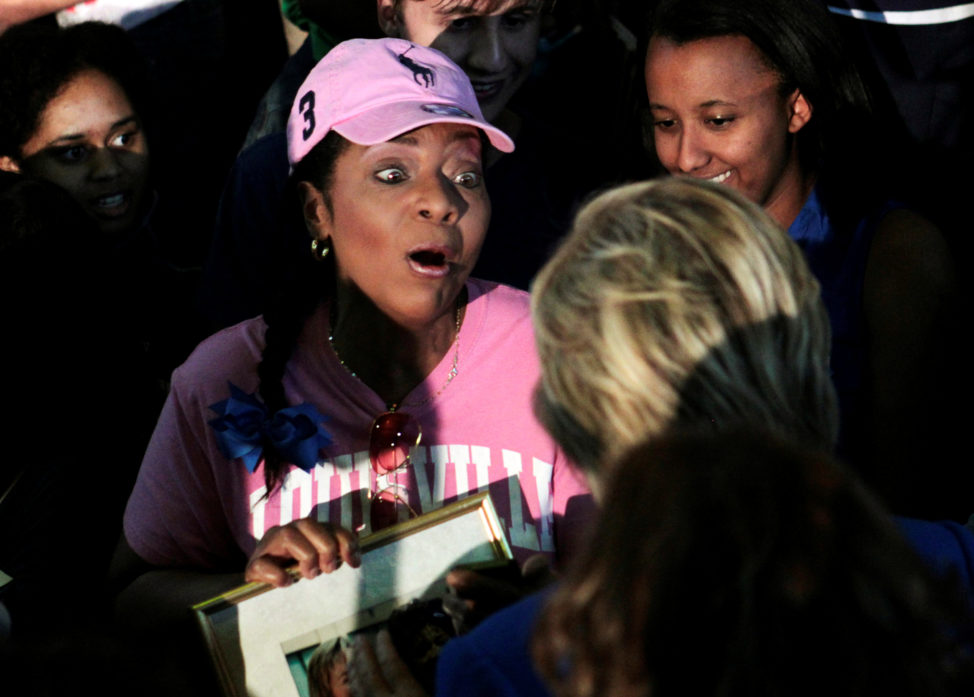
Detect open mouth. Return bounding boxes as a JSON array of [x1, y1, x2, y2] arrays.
[[707, 171, 732, 185], [411, 249, 446, 266], [90, 191, 132, 217], [470, 80, 504, 101], [407, 246, 453, 278]]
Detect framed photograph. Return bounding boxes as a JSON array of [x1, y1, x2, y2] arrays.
[[193, 492, 512, 697]]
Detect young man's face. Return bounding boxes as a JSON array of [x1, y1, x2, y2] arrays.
[[378, 0, 542, 123]]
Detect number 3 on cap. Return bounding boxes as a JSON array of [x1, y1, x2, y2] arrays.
[[299, 91, 316, 140]]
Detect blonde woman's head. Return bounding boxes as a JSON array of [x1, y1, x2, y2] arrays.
[[530, 177, 836, 480]]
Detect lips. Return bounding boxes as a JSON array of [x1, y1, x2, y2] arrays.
[[89, 190, 132, 218], [470, 79, 505, 102], [406, 244, 456, 278], [707, 170, 732, 185]]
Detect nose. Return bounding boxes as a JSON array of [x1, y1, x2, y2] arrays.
[[674, 126, 710, 173], [466, 19, 507, 74], [416, 174, 463, 224], [89, 147, 123, 181]]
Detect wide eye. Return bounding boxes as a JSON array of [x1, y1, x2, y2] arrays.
[[454, 170, 482, 189], [53, 145, 88, 163], [110, 130, 139, 149], [375, 167, 407, 184]]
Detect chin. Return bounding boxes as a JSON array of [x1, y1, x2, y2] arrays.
[[92, 214, 138, 238]]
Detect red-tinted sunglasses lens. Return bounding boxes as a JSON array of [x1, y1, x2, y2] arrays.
[[370, 487, 410, 530], [369, 411, 421, 474]]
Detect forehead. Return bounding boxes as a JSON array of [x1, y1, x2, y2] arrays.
[[37, 69, 133, 132], [409, 0, 541, 15], [645, 35, 780, 102]]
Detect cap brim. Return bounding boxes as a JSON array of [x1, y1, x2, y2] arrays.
[[332, 100, 515, 153]]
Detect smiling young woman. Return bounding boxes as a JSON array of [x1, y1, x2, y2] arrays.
[[642, 0, 960, 519]]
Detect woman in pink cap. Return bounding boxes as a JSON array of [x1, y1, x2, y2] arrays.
[[111, 37, 592, 642]]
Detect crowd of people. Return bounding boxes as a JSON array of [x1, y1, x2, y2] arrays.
[[0, 0, 971, 695]]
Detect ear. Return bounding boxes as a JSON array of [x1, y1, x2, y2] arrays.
[[298, 180, 333, 239], [0, 155, 21, 173], [376, 0, 401, 37], [786, 89, 813, 134]]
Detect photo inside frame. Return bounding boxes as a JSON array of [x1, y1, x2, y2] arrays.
[[194, 492, 513, 697]]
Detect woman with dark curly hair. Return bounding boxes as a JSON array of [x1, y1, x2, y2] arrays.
[[642, 0, 960, 519], [0, 20, 207, 408], [111, 38, 591, 649], [0, 20, 152, 237]]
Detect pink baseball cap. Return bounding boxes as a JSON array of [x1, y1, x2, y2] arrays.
[[286, 38, 515, 169]]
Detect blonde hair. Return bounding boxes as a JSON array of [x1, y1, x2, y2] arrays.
[[307, 639, 345, 697], [530, 177, 837, 473]]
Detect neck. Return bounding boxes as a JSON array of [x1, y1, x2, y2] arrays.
[[763, 149, 817, 230], [329, 286, 466, 408]]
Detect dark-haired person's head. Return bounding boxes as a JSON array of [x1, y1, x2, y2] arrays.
[[534, 429, 974, 697], [0, 22, 151, 236], [642, 0, 874, 227], [376, 0, 547, 124]]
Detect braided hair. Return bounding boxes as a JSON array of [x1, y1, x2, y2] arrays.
[[256, 131, 349, 493]]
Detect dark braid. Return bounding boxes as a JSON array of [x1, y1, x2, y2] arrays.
[[256, 131, 349, 493]]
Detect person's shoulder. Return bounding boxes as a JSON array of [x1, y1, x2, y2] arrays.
[[466, 278, 535, 351], [469, 278, 532, 318], [896, 516, 974, 606], [436, 592, 552, 697], [449, 592, 547, 660], [868, 206, 955, 299], [171, 316, 268, 400]]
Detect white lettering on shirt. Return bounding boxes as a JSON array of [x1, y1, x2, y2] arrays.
[[314, 459, 337, 523], [250, 445, 556, 555], [501, 449, 540, 551], [471, 445, 492, 492], [250, 485, 268, 539], [353, 450, 371, 534], [450, 444, 472, 497], [411, 447, 434, 511], [331, 453, 355, 531], [279, 468, 313, 527], [532, 458, 555, 552], [430, 444, 450, 504]]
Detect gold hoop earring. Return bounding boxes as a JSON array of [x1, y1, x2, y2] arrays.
[[310, 238, 331, 261]]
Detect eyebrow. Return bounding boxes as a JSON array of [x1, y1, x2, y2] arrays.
[[43, 115, 139, 147], [648, 99, 738, 110]]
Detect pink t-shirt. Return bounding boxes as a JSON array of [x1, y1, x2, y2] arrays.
[[123, 280, 593, 568]]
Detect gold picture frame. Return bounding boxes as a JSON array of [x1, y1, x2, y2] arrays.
[[193, 492, 512, 697]]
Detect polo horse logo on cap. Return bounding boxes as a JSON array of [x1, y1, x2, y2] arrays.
[[397, 45, 435, 88]]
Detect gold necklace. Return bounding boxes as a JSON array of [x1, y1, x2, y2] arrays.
[[328, 298, 464, 410]]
